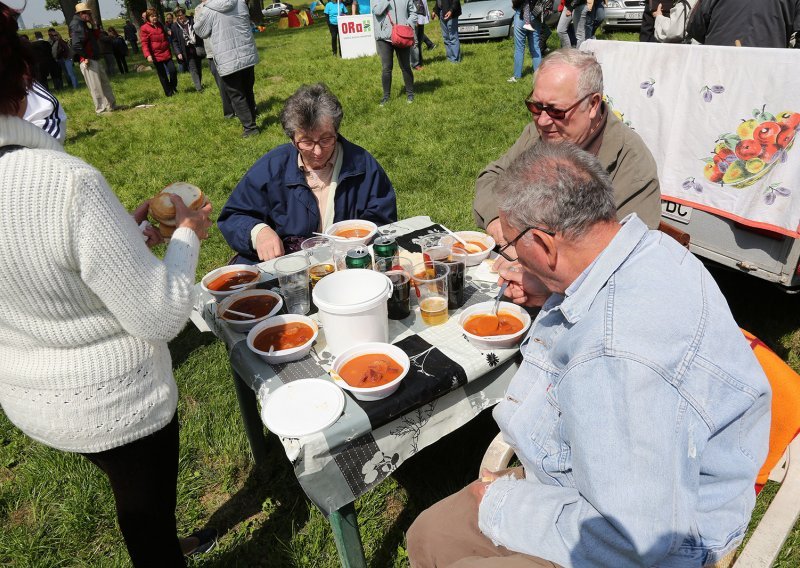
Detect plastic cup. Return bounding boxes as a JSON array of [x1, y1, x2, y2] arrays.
[[274, 255, 310, 315], [301, 236, 335, 289], [419, 234, 451, 264], [375, 257, 413, 320], [442, 250, 467, 309], [411, 261, 450, 326]]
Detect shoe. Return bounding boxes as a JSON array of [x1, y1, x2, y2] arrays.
[[223, 113, 235, 119], [407, 94, 414, 104], [379, 96, 389, 106], [522, 23, 534, 31], [242, 128, 260, 138], [427, 42, 437, 50], [507, 76, 519, 83], [184, 528, 218, 557]]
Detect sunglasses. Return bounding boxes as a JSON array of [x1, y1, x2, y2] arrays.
[[525, 92, 595, 120], [497, 225, 556, 262]]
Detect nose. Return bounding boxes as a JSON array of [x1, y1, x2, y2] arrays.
[[535, 111, 554, 129]]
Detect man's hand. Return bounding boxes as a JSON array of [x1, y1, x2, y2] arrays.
[[147, 55, 153, 63], [565, 9, 572, 17], [498, 265, 551, 308], [177, 53, 183, 60], [444, 10, 452, 19], [653, 2, 662, 16], [485, 218, 506, 246], [469, 466, 525, 506], [255, 226, 285, 261], [173, 194, 212, 240]]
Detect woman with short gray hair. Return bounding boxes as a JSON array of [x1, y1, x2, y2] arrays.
[[219, 84, 398, 263]]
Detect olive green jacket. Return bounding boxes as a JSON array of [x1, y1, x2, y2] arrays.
[[473, 110, 662, 230]]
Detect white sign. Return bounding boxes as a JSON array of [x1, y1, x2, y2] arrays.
[[338, 14, 376, 59]]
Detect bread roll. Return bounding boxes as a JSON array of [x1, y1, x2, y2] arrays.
[[149, 182, 204, 223]]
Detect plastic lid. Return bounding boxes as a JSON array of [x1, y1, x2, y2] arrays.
[[312, 269, 392, 315], [261, 379, 345, 438]]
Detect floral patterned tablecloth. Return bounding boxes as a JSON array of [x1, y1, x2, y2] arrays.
[[191, 216, 522, 515]]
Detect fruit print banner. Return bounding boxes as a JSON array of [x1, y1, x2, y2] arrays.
[[582, 40, 800, 238]]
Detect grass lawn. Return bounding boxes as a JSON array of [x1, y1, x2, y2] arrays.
[[4, 14, 800, 568]]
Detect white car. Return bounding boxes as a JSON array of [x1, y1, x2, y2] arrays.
[[457, 0, 515, 40], [262, 2, 293, 18], [604, 0, 646, 30]]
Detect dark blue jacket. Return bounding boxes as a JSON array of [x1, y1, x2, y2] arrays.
[[218, 135, 397, 262]]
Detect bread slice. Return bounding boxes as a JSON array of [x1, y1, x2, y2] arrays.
[[149, 182, 204, 222]]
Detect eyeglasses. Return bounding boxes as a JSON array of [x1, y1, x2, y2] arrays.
[[525, 92, 595, 120], [295, 136, 337, 151], [497, 225, 556, 262]]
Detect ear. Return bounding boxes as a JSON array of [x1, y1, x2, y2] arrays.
[[535, 231, 559, 270], [588, 93, 602, 120]]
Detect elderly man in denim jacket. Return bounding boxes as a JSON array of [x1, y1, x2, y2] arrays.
[[407, 142, 771, 568]]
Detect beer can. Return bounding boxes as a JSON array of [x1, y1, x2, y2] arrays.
[[373, 235, 398, 260], [345, 246, 373, 270]]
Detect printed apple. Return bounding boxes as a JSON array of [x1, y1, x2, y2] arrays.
[[760, 143, 780, 162], [753, 121, 782, 145], [776, 124, 796, 148], [745, 158, 766, 174], [722, 161, 745, 184], [714, 147, 734, 163], [737, 119, 759, 139], [704, 162, 723, 183], [776, 111, 800, 130], [734, 139, 762, 161]]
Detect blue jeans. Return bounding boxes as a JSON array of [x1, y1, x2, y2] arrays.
[[512, 12, 541, 79], [59, 58, 78, 88], [440, 16, 461, 62], [557, 3, 587, 48]]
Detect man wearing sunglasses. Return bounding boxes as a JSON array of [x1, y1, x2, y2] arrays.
[[474, 48, 660, 251], [408, 142, 769, 568]]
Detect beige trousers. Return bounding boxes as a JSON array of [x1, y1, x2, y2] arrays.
[[406, 485, 561, 568], [80, 58, 116, 113]]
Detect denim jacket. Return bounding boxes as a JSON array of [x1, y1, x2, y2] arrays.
[[479, 215, 771, 567]]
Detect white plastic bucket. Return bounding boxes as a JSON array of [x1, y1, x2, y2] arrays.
[[312, 269, 393, 357]]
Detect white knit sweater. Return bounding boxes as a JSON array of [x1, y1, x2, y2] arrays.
[[0, 115, 201, 453]]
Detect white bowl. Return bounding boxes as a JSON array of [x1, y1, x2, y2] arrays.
[[331, 342, 410, 401], [452, 231, 496, 266], [217, 289, 284, 333], [201, 264, 261, 301], [247, 314, 318, 364], [325, 220, 379, 247], [458, 301, 531, 350]]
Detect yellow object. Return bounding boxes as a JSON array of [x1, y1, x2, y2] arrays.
[[278, 15, 289, 29], [298, 10, 309, 25]]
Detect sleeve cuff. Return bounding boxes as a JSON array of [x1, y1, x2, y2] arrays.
[[251, 223, 268, 249], [477, 475, 518, 545]]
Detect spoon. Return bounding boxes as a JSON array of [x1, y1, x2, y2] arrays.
[[229, 282, 254, 290], [442, 227, 470, 247], [224, 309, 256, 319], [492, 281, 510, 317]]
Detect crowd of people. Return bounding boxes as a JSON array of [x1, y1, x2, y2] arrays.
[[3, 0, 800, 566]]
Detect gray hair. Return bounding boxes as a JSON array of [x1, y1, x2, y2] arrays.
[[495, 142, 617, 240], [536, 48, 603, 107], [280, 83, 344, 139]]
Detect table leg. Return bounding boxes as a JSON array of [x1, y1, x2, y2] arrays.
[[330, 502, 367, 568], [232, 369, 269, 468]]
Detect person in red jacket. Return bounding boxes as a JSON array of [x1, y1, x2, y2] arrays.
[[139, 8, 178, 97]]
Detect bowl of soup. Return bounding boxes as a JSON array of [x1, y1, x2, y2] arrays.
[[247, 315, 319, 364], [325, 220, 379, 247], [458, 301, 531, 350], [451, 231, 496, 266], [331, 342, 410, 401], [217, 289, 283, 332], [201, 264, 261, 301]]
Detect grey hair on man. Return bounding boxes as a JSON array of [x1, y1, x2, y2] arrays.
[[495, 141, 617, 240], [535, 48, 604, 106], [280, 83, 344, 139]]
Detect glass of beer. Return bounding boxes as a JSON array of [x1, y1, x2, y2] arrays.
[[301, 236, 335, 289], [375, 257, 413, 320], [411, 261, 450, 326]]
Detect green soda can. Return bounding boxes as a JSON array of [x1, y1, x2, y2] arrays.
[[373, 235, 399, 263], [345, 246, 373, 270]]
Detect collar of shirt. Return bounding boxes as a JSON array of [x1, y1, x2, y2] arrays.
[[297, 144, 339, 190], [581, 102, 607, 157], [556, 213, 649, 324]]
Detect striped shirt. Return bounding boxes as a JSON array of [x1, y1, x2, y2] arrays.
[[23, 81, 67, 144]]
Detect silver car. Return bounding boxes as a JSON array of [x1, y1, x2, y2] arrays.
[[262, 2, 293, 18], [604, 0, 646, 30], [457, 0, 515, 40]]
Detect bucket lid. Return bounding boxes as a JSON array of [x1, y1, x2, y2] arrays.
[[312, 269, 392, 315]]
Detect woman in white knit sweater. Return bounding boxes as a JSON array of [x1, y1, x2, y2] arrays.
[[0, 3, 214, 565]]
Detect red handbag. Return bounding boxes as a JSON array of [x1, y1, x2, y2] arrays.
[[388, 0, 415, 48]]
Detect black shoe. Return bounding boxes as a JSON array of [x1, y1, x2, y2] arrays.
[[184, 527, 218, 556], [242, 128, 260, 138], [379, 96, 389, 107]]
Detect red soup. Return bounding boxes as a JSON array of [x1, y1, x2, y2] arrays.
[[223, 295, 279, 321], [339, 354, 404, 388], [253, 322, 314, 352], [207, 270, 259, 291], [335, 227, 371, 239], [464, 313, 524, 337]]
